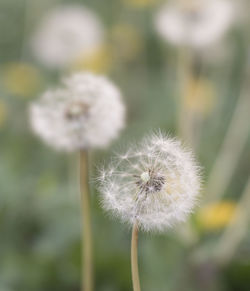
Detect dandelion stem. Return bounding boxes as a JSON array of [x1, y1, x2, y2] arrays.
[[80, 150, 93, 291], [131, 221, 141, 291], [178, 48, 200, 148]]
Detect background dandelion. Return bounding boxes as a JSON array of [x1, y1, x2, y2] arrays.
[[154, 0, 235, 150], [29, 72, 125, 291], [30, 5, 104, 70], [30, 73, 125, 151]]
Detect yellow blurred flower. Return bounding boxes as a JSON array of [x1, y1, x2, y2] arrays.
[[111, 24, 143, 61], [2, 63, 42, 97], [198, 201, 237, 231], [124, 0, 159, 8], [0, 101, 7, 127], [184, 78, 216, 115], [71, 45, 113, 74]]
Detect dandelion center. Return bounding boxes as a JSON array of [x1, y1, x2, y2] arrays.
[[135, 168, 165, 194], [181, 3, 203, 24], [140, 171, 150, 182], [65, 101, 89, 120], [184, 10, 202, 23]]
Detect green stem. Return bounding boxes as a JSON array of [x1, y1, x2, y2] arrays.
[[177, 48, 206, 150], [80, 150, 93, 291], [131, 221, 141, 291], [177, 49, 197, 148]]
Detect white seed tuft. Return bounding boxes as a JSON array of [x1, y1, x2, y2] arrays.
[[99, 132, 202, 232], [30, 5, 104, 69], [30, 73, 125, 151], [154, 0, 234, 49]]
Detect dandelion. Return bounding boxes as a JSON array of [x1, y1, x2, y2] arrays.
[[30, 5, 104, 69], [30, 72, 125, 291], [155, 0, 234, 148], [155, 0, 234, 49], [100, 132, 201, 231], [30, 73, 125, 152], [99, 132, 201, 291]]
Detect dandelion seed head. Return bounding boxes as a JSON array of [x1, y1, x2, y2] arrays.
[[154, 0, 234, 49], [99, 132, 201, 232], [31, 5, 104, 69], [30, 73, 125, 151]]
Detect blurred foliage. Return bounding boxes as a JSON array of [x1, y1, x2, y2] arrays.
[[197, 201, 237, 231], [0, 0, 249, 290], [1, 62, 42, 97]]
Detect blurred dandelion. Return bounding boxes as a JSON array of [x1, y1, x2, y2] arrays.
[[99, 131, 201, 291], [30, 5, 104, 69], [30, 73, 125, 151], [29, 72, 125, 291], [155, 0, 234, 49], [155, 0, 234, 148], [2, 63, 42, 98]]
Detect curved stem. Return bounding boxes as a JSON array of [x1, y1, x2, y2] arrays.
[[80, 150, 93, 291], [131, 221, 141, 291]]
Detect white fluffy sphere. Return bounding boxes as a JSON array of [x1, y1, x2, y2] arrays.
[[155, 0, 234, 49], [30, 73, 125, 151], [31, 5, 104, 68], [99, 132, 201, 232]]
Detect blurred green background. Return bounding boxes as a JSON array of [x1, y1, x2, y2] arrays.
[[0, 0, 250, 290]]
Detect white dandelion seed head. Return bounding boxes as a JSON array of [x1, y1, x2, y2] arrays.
[[154, 0, 234, 49], [30, 5, 104, 69], [30, 73, 125, 151], [99, 132, 201, 232]]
